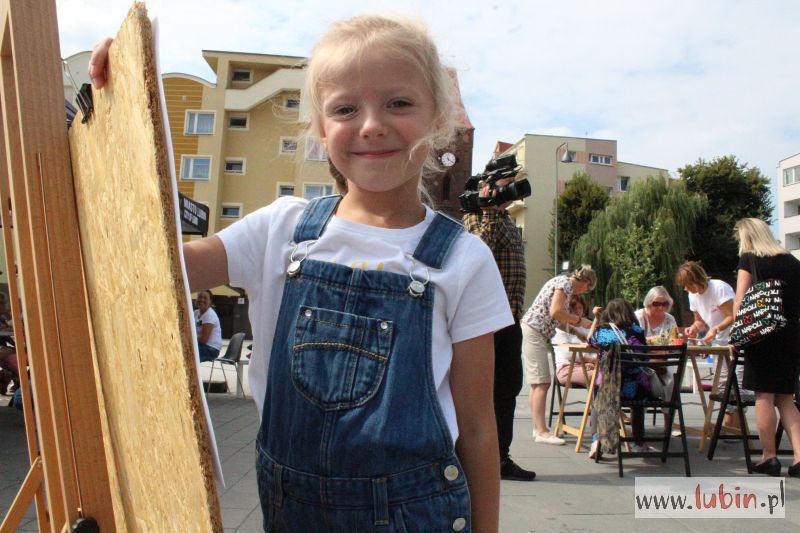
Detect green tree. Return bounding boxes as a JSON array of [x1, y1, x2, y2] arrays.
[[679, 155, 773, 285], [549, 171, 609, 269], [571, 176, 707, 315]]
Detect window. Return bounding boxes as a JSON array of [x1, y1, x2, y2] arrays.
[[589, 154, 613, 165], [228, 115, 248, 129], [305, 138, 327, 161], [303, 183, 334, 200], [784, 165, 800, 186], [278, 184, 295, 197], [181, 156, 211, 180], [220, 204, 242, 219], [280, 137, 297, 154], [618, 176, 630, 192], [185, 111, 215, 135], [231, 69, 252, 83], [224, 158, 245, 174], [285, 97, 300, 110]]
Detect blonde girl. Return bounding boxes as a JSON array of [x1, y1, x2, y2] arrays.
[[91, 14, 507, 532]]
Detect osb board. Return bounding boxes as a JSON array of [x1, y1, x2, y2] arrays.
[[67, 4, 221, 531]]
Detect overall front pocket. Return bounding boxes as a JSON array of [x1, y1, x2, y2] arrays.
[[292, 306, 393, 411]]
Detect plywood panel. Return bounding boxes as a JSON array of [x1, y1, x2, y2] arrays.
[[67, 4, 221, 531]]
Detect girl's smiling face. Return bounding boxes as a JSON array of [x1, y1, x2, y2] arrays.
[[317, 52, 435, 198]]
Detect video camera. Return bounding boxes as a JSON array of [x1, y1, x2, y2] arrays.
[[458, 154, 530, 213]]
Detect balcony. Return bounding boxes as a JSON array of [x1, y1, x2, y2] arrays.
[[225, 68, 305, 112]]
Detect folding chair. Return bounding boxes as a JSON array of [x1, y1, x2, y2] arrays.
[[205, 332, 246, 394], [706, 351, 797, 472], [614, 343, 691, 477]]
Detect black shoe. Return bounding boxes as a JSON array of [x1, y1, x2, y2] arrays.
[[500, 457, 536, 481], [788, 462, 800, 478], [753, 457, 781, 477]]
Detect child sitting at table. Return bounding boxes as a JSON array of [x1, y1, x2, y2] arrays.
[[587, 298, 657, 458], [553, 295, 594, 387]]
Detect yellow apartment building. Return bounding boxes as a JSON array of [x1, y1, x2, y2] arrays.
[[495, 134, 668, 306]]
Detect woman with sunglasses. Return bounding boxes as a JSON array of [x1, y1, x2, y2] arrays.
[[634, 286, 677, 340]]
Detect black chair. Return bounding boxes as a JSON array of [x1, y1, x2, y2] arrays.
[[548, 346, 589, 428], [613, 343, 691, 477], [706, 351, 797, 472], [205, 332, 246, 394]]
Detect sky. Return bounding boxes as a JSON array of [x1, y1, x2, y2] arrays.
[[56, 0, 800, 204]]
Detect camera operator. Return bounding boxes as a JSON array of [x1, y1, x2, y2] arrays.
[[462, 177, 535, 482]]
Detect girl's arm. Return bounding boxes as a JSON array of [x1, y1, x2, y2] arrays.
[[451, 333, 499, 533], [184, 236, 229, 291], [733, 269, 751, 316]]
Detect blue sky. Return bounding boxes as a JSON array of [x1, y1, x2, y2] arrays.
[[57, 0, 800, 208]]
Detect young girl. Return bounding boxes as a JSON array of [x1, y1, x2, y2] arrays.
[[587, 298, 654, 457], [91, 15, 508, 532]]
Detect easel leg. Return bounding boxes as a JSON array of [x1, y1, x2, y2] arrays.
[[0, 457, 43, 533]]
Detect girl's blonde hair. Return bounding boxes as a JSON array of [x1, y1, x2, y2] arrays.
[[303, 15, 457, 196], [675, 261, 709, 290], [734, 218, 787, 257]]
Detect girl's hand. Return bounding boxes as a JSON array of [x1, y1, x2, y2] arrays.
[[592, 306, 602, 318], [88, 37, 114, 89]]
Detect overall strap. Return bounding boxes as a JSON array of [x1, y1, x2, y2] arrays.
[[292, 195, 342, 243], [412, 212, 464, 269]]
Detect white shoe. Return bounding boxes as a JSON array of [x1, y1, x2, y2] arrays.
[[589, 439, 601, 459], [671, 429, 682, 437], [631, 444, 655, 453], [534, 432, 566, 445]]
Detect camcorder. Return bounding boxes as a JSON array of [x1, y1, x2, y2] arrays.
[[458, 154, 531, 213]]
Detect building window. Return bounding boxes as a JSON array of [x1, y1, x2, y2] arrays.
[[285, 97, 300, 109], [224, 158, 246, 175], [784, 165, 800, 186], [618, 176, 630, 192], [277, 184, 295, 197], [221, 204, 242, 219], [280, 137, 297, 155], [181, 156, 212, 180], [303, 183, 334, 200], [185, 111, 215, 135], [228, 115, 248, 129], [589, 154, 613, 165], [305, 138, 327, 161], [232, 69, 252, 83]]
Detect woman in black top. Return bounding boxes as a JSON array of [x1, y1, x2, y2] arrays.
[[734, 218, 800, 477]]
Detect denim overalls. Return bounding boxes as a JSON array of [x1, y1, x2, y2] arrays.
[[256, 196, 472, 532]]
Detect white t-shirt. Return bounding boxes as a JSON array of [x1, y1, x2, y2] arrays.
[[194, 307, 222, 350], [218, 196, 513, 441], [552, 326, 589, 368], [689, 279, 735, 343]]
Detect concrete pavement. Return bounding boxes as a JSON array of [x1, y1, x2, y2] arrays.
[[3, 376, 800, 532]]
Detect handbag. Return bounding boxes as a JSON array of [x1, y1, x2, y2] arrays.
[[730, 256, 787, 349]]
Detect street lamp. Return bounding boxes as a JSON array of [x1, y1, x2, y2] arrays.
[[554, 142, 575, 276]]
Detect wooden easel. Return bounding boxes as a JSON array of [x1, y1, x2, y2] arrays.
[[0, 1, 115, 531]]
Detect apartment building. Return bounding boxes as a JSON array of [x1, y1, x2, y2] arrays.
[[495, 134, 668, 305], [778, 152, 800, 259]]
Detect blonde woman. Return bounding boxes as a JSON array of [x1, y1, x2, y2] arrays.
[[522, 265, 597, 445], [734, 218, 800, 477]]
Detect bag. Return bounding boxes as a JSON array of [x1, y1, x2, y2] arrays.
[[730, 257, 787, 348], [595, 342, 621, 455]]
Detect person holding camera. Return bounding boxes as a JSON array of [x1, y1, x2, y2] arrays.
[[463, 177, 536, 481], [521, 266, 597, 445]]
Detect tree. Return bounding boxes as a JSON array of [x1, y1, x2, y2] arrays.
[[571, 176, 707, 315], [679, 155, 773, 285], [549, 171, 609, 269]]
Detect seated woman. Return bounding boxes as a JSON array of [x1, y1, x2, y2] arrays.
[[635, 286, 677, 340], [194, 289, 222, 362], [553, 295, 593, 387], [588, 298, 656, 457]]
